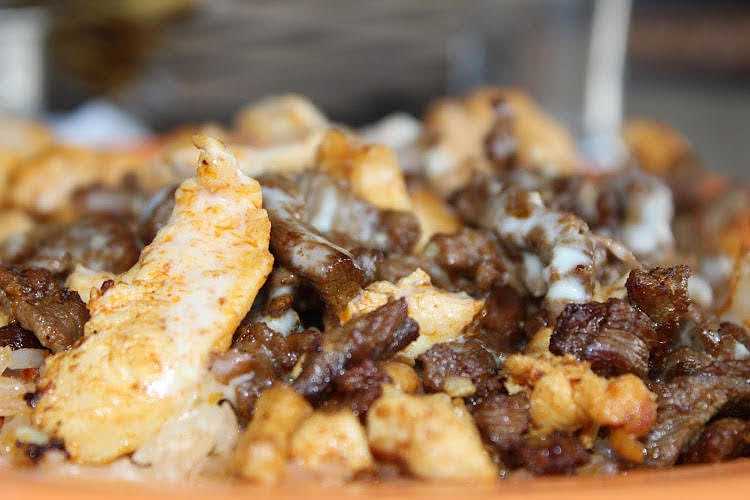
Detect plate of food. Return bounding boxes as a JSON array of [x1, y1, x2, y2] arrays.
[[0, 89, 747, 499]]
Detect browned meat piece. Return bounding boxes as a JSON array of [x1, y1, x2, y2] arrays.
[[71, 175, 147, 219], [261, 267, 300, 317], [626, 266, 691, 337], [137, 185, 177, 245], [0, 267, 88, 352], [292, 299, 418, 400], [421, 228, 511, 293], [476, 285, 526, 354], [645, 370, 750, 467], [417, 338, 497, 393], [375, 254, 425, 284], [681, 418, 750, 464], [5, 216, 140, 277], [472, 393, 529, 463], [331, 359, 390, 417], [519, 432, 590, 475], [260, 175, 366, 315], [213, 320, 320, 422], [298, 171, 420, 254], [549, 299, 657, 377], [0, 322, 44, 350]]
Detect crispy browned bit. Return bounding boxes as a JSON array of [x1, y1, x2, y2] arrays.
[[260, 175, 366, 315], [626, 266, 691, 337], [681, 418, 750, 464], [645, 369, 750, 467], [292, 298, 418, 400], [519, 432, 590, 475], [0, 267, 88, 352], [472, 393, 529, 465], [233, 320, 299, 373], [4, 215, 140, 277], [331, 359, 391, 417], [418, 339, 497, 393], [549, 299, 657, 377], [137, 184, 177, 245], [422, 228, 511, 293], [17, 438, 67, 464], [0, 322, 44, 350]]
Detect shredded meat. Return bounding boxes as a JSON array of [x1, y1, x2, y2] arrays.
[[418, 338, 497, 393], [4, 215, 140, 277], [0, 321, 44, 350], [681, 418, 750, 464], [292, 298, 418, 400], [0, 267, 88, 352], [519, 432, 590, 475], [626, 265, 691, 337], [549, 299, 657, 377]]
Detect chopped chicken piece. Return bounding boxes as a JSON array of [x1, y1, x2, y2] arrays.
[[381, 360, 421, 394], [408, 184, 461, 251], [504, 352, 657, 437], [32, 136, 274, 463], [234, 384, 313, 483], [0, 209, 34, 244], [340, 269, 484, 359], [290, 409, 374, 479], [64, 265, 117, 304], [0, 116, 54, 157], [367, 387, 497, 480], [8, 146, 148, 219], [131, 402, 239, 481], [317, 129, 412, 212], [234, 94, 328, 147], [623, 120, 693, 176], [722, 251, 750, 329]]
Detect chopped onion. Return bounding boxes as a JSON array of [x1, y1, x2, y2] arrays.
[[8, 348, 46, 370]]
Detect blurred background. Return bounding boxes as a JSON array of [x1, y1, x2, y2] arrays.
[[0, 0, 749, 175]]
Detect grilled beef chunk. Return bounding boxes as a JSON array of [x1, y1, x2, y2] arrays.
[[298, 171, 419, 254], [4, 215, 139, 277], [418, 338, 498, 393], [72, 176, 147, 219], [519, 432, 590, 475], [0, 267, 88, 352], [260, 175, 366, 315], [472, 393, 530, 465], [626, 266, 691, 337], [421, 228, 510, 293], [330, 359, 391, 417], [681, 418, 750, 464], [0, 322, 44, 350], [292, 299, 418, 400], [477, 285, 526, 354], [550, 299, 656, 377], [645, 367, 750, 467]]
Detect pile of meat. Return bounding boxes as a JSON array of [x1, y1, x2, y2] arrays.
[[0, 90, 747, 483]]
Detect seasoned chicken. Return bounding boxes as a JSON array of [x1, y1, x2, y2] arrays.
[[32, 136, 274, 464]]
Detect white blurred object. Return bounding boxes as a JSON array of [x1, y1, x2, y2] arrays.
[[50, 100, 151, 148], [0, 7, 47, 116], [581, 0, 632, 169]]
